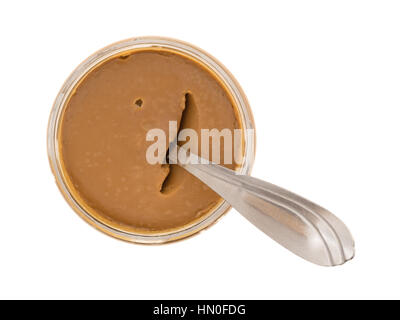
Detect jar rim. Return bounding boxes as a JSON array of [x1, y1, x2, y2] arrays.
[[47, 36, 256, 243]]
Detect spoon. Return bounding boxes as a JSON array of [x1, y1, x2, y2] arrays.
[[168, 142, 355, 266]]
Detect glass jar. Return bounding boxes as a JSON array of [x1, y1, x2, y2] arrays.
[[47, 36, 256, 243]]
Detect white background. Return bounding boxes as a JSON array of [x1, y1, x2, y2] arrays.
[[1, 0, 399, 300]]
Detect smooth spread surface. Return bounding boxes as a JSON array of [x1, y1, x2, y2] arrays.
[[59, 48, 242, 232]]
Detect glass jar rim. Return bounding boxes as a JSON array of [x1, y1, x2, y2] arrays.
[[47, 36, 256, 243]]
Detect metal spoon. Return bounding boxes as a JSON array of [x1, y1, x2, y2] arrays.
[[168, 143, 355, 266]]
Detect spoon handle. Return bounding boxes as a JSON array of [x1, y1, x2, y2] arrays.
[[180, 158, 355, 266]]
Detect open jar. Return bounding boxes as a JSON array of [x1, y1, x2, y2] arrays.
[[47, 37, 256, 243]]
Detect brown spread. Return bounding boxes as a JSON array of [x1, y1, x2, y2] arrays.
[[59, 47, 242, 233]]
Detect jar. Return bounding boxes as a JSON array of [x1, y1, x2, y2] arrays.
[[47, 37, 256, 243]]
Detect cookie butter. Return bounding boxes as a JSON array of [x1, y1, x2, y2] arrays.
[[58, 46, 243, 233]]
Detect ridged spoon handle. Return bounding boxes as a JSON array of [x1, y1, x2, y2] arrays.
[[178, 154, 355, 266]]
